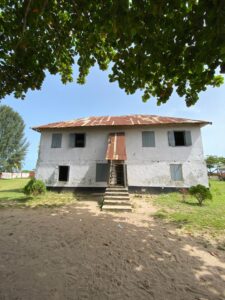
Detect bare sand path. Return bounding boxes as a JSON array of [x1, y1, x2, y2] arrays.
[[0, 200, 225, 300]]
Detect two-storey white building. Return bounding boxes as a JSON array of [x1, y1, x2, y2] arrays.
[[33, 115, 210, 191]]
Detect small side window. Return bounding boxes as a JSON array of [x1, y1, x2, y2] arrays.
[[142, 131, 155, 147], [170, 164, 183, 181], [69, 133, 86, 148], [51, 133, 62, 148], [58, 166, 69, 181]]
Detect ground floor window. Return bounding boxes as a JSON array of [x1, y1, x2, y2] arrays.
[[170, 164, 183, 181], [58, 166, 69, 181], [96, 163, 108, 182]]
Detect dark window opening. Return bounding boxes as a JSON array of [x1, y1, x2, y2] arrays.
[[174, 131, 185, 146], [58, 166, 69, 181], [75, 134, 85, 147], [69, 133, 86, 148], [168, 131, 192, 147]]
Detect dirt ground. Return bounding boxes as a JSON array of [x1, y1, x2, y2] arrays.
[[0, 198, 225, 300]]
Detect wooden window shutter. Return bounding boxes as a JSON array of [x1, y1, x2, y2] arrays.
[[142, 131, 155, 147], [170, 164, 183, 181], [51, 133, 62, 148], [69, 133, 75, 148], [185, 131, 192, 146], [96, 164, 109, 182], [168, 131, 175, 147]]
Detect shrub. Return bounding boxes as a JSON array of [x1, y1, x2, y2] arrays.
[[189, 184, 212, 206], [24, 178, 46, 196], [179, 188, 188, 202]]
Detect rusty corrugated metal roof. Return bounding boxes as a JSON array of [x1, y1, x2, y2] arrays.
[[32, 115, 211, 131], [106, 133, 127, 161]]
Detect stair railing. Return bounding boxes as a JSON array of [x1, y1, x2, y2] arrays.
[[107, 160, 113, 186]]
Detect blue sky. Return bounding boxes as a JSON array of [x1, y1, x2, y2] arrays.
[[2, 66, 225, 170]]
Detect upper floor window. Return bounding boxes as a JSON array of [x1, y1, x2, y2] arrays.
[[142, 131, 155, 147], [51, 133, 62, 148], [168, 131, 192, 147], [69, 133, 86, 148]]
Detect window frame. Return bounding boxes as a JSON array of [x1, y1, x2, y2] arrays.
[[51, 133, 62, 148], [168, 131, 192, 147], [69, 133, 86, 148], [170, 164, 183, 181], [96, 163, 109, 182], [174, 131, 185, 146], [142, 131, 155, 147]]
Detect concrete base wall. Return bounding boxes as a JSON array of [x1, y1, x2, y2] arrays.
[[46, 185, 186, 194], [36, 159, 208, 188]]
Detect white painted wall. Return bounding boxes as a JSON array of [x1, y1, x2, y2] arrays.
[[35, 125, 208, 188]]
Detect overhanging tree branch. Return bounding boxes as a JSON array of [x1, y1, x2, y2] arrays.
[[0, 0, 225, 105]]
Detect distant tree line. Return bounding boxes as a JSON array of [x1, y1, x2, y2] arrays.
[[205, 155, 225, 174]]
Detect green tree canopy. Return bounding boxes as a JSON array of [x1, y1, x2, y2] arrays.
[[205, 155, 225, 173], [0, 1, 225, 105], [0, 105, 29, 172]]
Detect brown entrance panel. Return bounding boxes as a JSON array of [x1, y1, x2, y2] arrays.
[[105, 132, 127, 161], [106, 132, 127, 187]]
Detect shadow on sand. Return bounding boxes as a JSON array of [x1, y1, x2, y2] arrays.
[[0, 203, 225, 300]]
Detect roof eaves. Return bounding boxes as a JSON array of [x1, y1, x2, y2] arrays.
[[31, 115, 212, 131]]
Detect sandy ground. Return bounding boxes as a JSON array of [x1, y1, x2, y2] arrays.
[[0, 197, 225, 300]]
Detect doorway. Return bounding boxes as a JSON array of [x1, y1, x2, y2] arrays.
[[115, 164, 124, 185], [109, 162, 127, 186]]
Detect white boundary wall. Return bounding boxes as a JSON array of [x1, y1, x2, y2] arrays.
[[0, 172, 31, 179]]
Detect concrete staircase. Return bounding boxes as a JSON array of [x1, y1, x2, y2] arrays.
[[102, 186, 132, 212]]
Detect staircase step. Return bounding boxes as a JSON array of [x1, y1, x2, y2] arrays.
[[102, 180, 131, 212], [104, 200, 131, 206], [108, 184, 127, 189], [105, 191, 129, 196], [105, 189, 128, 192], [106, 187, 128, 192], [102, 205, 132, 212], [104, 195, 130, 200], [106, 191, 128, 194]]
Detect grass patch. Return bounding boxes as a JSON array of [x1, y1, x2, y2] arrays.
[[152, 180, 225, 233], [0, 179, 77, 208], [154, 209, 168, 219]]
